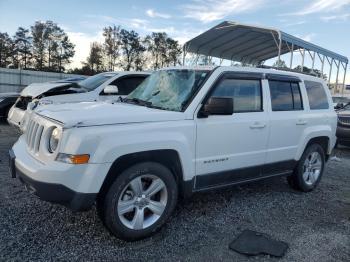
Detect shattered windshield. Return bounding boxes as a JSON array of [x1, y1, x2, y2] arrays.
[[78, 72, 118, 91], [127, 69, 210, 111]]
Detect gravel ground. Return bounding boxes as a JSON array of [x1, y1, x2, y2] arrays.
[[0, 122, 349, 261]]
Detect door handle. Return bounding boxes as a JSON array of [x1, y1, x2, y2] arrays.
[[296, 119, 307, 125], [250, 122, 266, 129]]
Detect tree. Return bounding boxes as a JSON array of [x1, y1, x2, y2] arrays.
[[165, 38, 182, 66], [0, 32, 14, 68], [31, 21, 49, 70], [272, 59, 287, 68], [294, 65, 327, 79], [50, 35, 75, 72], [144, 32, 167, 69], [31, 20, 75, 71], [119, 29, 145, 71], [84, 42, 104, 74], [13, 27, 33, 69], [144, 32, 182, 69], [103, 25, 120, 71]]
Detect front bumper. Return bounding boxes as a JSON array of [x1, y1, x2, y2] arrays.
[[336, 125, 350, 145], [9, 149, 96, 211], [9, 137, 111, 211]]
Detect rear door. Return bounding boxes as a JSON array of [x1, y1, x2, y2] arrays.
[[195, 72, 270, 189], [265, 74, 306, 172]]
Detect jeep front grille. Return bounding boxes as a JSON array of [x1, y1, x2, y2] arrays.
[[338, 116, 350, 126], [25, 119, 44, 153]]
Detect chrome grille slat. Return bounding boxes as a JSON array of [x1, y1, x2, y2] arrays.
[[33, 126, 44, 153], [30, 123, 39, 149], [26, 120, 35, 144], [25, 118, 44, 152], [339, 116, 350, 126]]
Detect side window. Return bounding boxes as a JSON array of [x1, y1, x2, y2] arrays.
[[210, 78, 262, 112], [269, 80, 303, 111], [304, 80, 329, 110], [110, 76, 147, 95]]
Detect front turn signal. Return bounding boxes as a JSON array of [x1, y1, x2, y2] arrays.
[[56, 153, 90, 164]]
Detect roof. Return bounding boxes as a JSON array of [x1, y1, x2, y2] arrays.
[[184, 21, 348, 65]]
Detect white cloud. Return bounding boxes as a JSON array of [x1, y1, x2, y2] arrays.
[[66, 31, 104, 68], [182, 0, 264, 23], [289, 0, 350, 15], [297, 33, 316, 42], [284, 21, 306, 27], [146, 9, 171, 19], [321, 13, 350, 22]]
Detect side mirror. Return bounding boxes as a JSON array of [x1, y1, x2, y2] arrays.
[[103, 85, 119, 94], [200, 97, 233, 117]]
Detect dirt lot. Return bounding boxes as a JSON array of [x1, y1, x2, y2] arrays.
[[0, 122, 349, 261]]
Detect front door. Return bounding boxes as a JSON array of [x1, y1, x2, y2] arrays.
[[195, 73, 269, 189]]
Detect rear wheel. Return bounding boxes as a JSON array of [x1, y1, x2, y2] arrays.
[[100, 162, 178, 241], [287, 144, 325, 192]]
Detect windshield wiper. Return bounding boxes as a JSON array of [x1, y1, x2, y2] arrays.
[[122, 97, 153, 107]]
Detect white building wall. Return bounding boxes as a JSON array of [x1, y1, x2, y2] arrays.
[[0, 68, 85, 93]]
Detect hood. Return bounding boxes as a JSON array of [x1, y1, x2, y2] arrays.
[[35, 101, 187, 127], [21, 82, 85, 98], [337, 110, 350, 117]]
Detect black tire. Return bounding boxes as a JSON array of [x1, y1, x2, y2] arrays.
[[101, 162, 178, 241], [287, 143, 325, 192]]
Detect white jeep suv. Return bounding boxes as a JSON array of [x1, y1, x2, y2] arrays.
[[9, 66, 337, 241]]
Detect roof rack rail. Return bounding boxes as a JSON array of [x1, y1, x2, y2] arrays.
[[256, 65, 319, 77]]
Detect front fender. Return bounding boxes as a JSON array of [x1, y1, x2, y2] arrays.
[[61, 121, 196, 182]]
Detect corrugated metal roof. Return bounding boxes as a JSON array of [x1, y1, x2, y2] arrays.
[[184, 21, 348, 64]]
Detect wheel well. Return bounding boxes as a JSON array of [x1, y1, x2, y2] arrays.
[[305, 136, 330, 159], [98, 150, 184, 198]]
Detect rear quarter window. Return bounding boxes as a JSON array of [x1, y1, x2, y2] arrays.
[[304, 80, 329, 110]]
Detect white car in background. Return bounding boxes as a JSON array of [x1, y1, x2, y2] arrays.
[[8, 71, 150, 131]]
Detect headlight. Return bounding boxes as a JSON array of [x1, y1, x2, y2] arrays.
[[48, 127, 60, 153]]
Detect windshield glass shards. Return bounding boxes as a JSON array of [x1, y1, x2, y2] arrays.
[[126, 69, 210, 111]]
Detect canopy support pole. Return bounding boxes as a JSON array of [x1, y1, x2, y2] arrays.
[[328, 58, 333, 85], [290, 43, 294, 69], [321, 55, 325, 75], [277, 36, 282, 65], [335, 61, 340, 93], [341, 63, 347, 96], [301, 48, 305, 72], [311, 51, 316, 70]]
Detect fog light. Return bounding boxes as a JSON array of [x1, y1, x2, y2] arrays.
[[56, 153, 90, 164]]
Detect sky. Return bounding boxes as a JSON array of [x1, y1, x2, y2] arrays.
[[0, 0, 349, 83]]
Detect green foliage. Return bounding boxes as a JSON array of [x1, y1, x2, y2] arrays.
[[2, 20, 182, 73], [84, 42, 104, 74], [293, 65, 327, 79], [272, 59, 288, 68], [0, 32, 14, 68]]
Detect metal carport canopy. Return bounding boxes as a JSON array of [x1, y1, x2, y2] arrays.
[[183, 21, 348, 65]]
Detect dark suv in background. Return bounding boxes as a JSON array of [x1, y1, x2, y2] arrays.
[[336, 103, 350, 147]]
